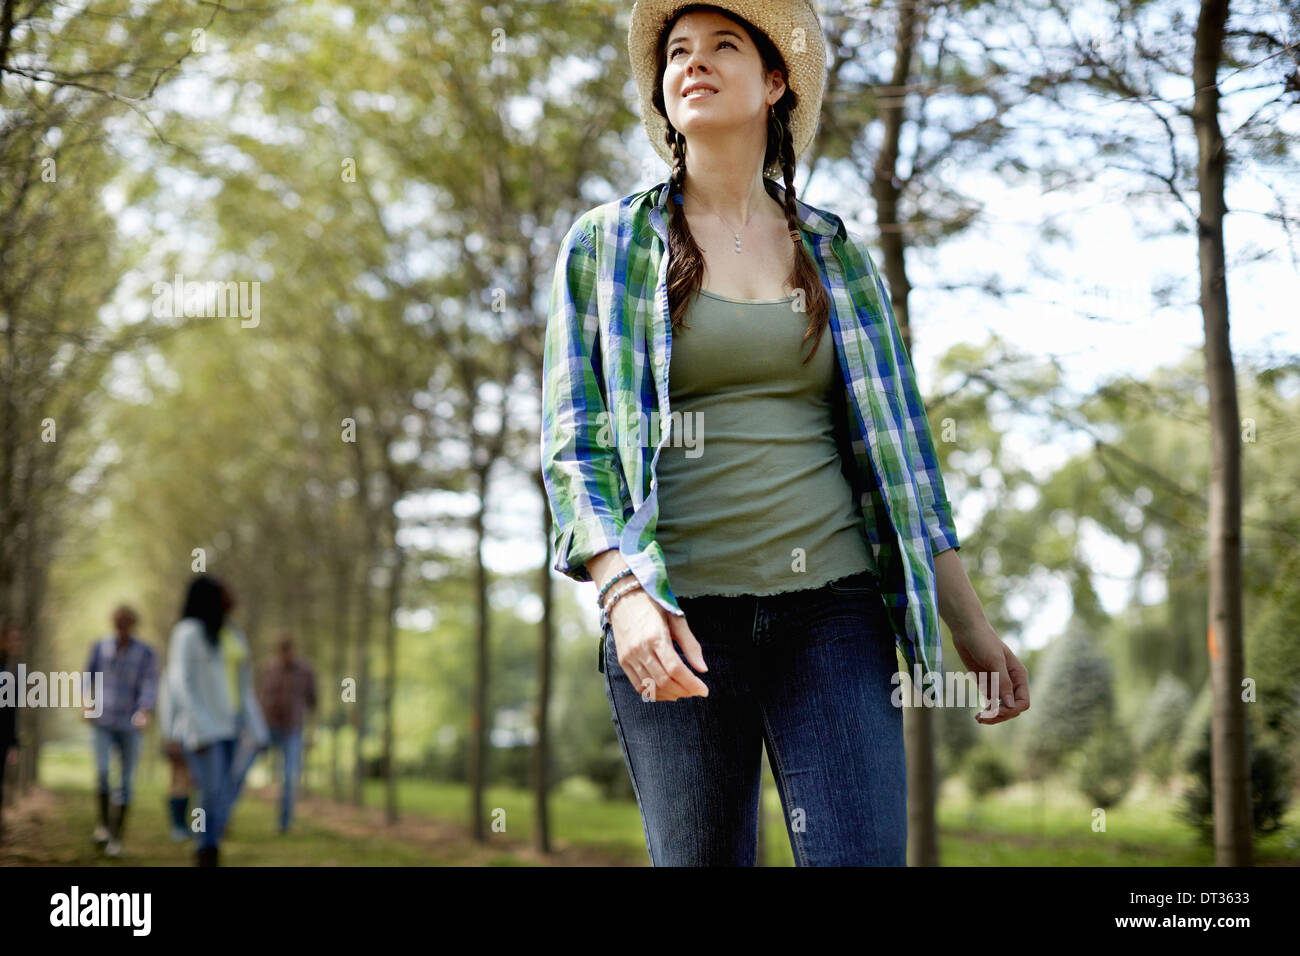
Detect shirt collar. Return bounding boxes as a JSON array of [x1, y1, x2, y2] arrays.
[[644, 176, 843, 245]]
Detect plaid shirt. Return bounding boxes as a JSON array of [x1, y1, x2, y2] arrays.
[[540, 177, 960, 677], [257, 657, 318, 733], [84, 636, 158, 733]]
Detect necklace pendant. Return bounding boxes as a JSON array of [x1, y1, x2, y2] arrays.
[[734, 233, 742, 254]]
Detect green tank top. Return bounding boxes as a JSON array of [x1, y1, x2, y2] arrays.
[[652, 287, 877, 598]]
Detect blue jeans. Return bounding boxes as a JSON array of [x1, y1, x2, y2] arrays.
[[92, 725, 140, 806], [602, 569, 907, 866], [183, 733, 260, 850], [268, 728, 304, 831]]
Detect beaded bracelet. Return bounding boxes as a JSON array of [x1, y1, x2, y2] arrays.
[[597, 566, 635, 606], [600, 579, 643, 630]]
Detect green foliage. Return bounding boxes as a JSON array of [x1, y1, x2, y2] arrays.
[[963, 745, 1015, 801], [1247, 546, 1300, 754], [1175, 679, 1214, 774], [1070, 715, 1136, 809], [1179, 721, 1293, 843], [934, 637, 980, 774], [1025, 621, 1114, 775], [1135, 673, 1193, 782]]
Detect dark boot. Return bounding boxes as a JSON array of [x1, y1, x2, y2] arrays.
[[196, 845, 219, 867], [94, 791, 110, 844], [111, 802, 128, 840], [168, 795, 188, 830]]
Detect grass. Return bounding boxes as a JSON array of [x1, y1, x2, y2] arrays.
[[935, 776, 1300, 865], [3, 741, 1296, 866]]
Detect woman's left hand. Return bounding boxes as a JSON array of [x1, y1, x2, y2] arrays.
[[951, 625, 1030, 725]]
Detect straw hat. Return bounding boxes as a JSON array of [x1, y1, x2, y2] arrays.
[[627, 1, 828, 177]]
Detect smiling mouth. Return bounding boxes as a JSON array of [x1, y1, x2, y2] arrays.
[[683, 88, 717, 98]]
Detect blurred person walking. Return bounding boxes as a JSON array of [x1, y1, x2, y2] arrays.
[[0, 620, 22, 843], [256, 632, 317, 833], [166, 575, 269, 866], [83, 605, 158, 858]]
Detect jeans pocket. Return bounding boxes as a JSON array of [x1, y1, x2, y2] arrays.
[[599, 619, 621, 675], [825, 569, 880, 594]]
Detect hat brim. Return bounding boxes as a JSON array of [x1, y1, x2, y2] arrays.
[[628, 1, 827, 178]]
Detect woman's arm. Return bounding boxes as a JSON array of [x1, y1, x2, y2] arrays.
[[172, 623, 208, 748], [540, 218, 631, 583], [934, 547, 1030, 722], [934, 547, 993, 644]]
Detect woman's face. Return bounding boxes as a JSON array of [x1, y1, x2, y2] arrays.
[[661, 10, 784, 151]]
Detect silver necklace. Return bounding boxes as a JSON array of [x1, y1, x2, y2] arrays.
[[683, 189, 750, 253]]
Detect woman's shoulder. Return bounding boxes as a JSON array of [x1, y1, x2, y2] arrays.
[[168, 617, 204, 644], [837, 226, 879, 268], [570, 185, 659, 251]]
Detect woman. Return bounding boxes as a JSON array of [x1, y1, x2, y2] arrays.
[[166, 575, 269, 866], [540, 1, 1029, 865]]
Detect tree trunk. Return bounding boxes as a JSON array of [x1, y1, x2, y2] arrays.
[[1192, 0, 1251, 866], [531, 471, 554, 854], [330, 554, 350, 803], [872, 0, 936, 867], [351, 530, 375, 807], [381, 497, 405, 825], [469, 468, 489, 842], [904, 701, 938, 865]]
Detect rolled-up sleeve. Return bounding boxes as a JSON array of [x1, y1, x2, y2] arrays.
[[846, 231, 961, 557], [540, 219, 629, 582]]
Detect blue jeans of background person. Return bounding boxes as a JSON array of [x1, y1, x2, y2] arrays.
[[268, 728, 304, 832], [228, 729, 261, 808], [183, 737, 235, 850], [182, 721, 262, 849], [92, 725, 140, 806], [602, 569, 908, 866]]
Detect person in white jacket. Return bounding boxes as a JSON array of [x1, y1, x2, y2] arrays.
[[166, 574, 269, 866]]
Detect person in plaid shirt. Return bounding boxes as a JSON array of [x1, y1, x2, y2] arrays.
[[256, 633, 318, 833], [83, 604, 158, 857], [540, 0, 1028, 865]]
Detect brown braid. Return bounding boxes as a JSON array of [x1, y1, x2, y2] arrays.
[[653, 4, 831, 364]]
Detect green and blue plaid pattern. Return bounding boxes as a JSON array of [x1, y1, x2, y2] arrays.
[[540, 177, 960, 676]]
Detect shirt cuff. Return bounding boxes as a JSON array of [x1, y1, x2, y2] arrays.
[[924, 499, 961, 556], [553, 514, 627, 583]]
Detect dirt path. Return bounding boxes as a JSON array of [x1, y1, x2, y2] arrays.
[[284, 790, 637, 866], [0, 785, 638, 866]]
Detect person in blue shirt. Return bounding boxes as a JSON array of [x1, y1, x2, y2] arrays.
[[83, 604, 158, 858]]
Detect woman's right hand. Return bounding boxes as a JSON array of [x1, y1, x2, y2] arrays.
[[608, 589, 709, 701]]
